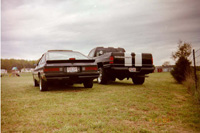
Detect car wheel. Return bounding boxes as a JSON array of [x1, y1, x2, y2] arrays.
[[83, 80, 93, 88], [118, 77, 125, 80], [132, 76, 145, 85], [39, 78, 48, 91], [67, 83, 74, 86], [97, 68, 108, 84], [33, 77, 39, 87], [110, 77, 116, 82]]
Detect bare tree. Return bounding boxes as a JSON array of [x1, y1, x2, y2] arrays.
[[172, 40, 192, 60], [162, 61, 170, 67]]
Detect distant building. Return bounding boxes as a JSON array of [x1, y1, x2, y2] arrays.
[[162, 66, 174, 72], [155, 66, 162, 72], [21, 68, 34, 73], [155, 66, 174, 72]]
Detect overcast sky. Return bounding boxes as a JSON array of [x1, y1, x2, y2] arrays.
[[1, 0, 200, 65]]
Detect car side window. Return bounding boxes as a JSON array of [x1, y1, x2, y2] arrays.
[[88, 49, 96, 57], [38, 54, 46, 66], [37, 59, 42, 66], [96, 50, 104, 57]]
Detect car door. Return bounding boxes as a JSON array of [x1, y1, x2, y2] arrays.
[[34, 54, 46, 81]]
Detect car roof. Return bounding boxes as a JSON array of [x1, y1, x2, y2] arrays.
[[47, 50, 73, 52]]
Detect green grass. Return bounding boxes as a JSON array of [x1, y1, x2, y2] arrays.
[[1, 72, 200, 132]]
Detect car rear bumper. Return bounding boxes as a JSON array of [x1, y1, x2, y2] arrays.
[[46, 75, 98, 80], [43, 72, 99, 82]]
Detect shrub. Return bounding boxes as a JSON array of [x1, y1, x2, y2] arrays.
[[171, 57, 191, 83]]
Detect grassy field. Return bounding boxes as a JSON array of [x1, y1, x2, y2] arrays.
[[1, 73, 200, 132]]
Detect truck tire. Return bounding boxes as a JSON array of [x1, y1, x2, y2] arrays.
[[97, 68, 108, 84], [132, 76, 145, 85], [83, 80, 93, 88], [39, 78, 48, 91], [33, 77, 39, 87]]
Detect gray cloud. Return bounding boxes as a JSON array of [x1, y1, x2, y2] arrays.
[[2, 0, 200, 65]]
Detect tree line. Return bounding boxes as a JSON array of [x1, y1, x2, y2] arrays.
[[1, 59, 37, 71]]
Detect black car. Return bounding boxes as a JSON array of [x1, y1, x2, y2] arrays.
[[33, 50, 99, 91]]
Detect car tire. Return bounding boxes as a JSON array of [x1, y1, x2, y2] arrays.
[[39, 78, 48, 91], [83, 80, 93, 88], [33, 77, 39, 87], [132, 76, 145, 85], [67, 83, 74, 86], [97, 68, 108, 84], [118, 77, 124, 81], [110, 77, 116, 82]]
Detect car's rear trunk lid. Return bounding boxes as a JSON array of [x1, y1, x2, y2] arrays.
[[46, 59, 95, 64]]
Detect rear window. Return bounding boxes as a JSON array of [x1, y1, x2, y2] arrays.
[[47, 51, 88, 60], [96, 48, 125, 56], [105, 48, 125, 52]]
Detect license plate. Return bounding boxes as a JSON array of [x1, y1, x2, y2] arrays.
[[129, 68, 136, 72], [67, 67, 78, 73]]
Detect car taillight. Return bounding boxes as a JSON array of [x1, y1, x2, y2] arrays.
[[82, 66, 98, 71], [109, 56, 114, 64], [151, 57, 153, 65], [69, 58, 75, 60], [43, 68, 60, 72]]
